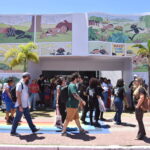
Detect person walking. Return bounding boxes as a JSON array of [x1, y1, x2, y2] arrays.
[[55, 77, 67, 128], [113, 79, 129, 125], [133, 77, 147, 140], [11, 72, 39, 136], [102, 78, 109, 108], [87, 78, 103, 126], [2, 79, 15, 124], [61, 73, 86, 136]]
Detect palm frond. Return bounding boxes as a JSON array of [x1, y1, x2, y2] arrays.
[[24, 42, 38, 51], [27, 52, 39, 63], [8, 58, 20, 67], [137, 49, 149, 56], [16, 52, 26, 63], [132, 44, 147, 49], [4, 48, 19, 60]]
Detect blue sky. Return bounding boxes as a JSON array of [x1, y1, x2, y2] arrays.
[[0, 0, 150, 14]]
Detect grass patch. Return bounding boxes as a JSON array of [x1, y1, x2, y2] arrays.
[[36, 31, 72, 42], [0, 32, 34, 43]]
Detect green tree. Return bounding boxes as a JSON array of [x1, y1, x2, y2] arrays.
[[4, 42, 39, 72], [133, 40, 150, 94]]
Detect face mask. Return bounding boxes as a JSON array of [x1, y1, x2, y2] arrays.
[[25, 80, 29, 85]]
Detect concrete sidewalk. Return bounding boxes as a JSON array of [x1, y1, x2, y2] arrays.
[[0, 112, 150, 147]]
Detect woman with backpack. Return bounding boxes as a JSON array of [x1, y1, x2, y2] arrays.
[[2, 79, 15, 124], [133, 77, 148, 140], [113, 79, 129, 125]]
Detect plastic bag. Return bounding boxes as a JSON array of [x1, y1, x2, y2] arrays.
[[98, 97, 106, 112]]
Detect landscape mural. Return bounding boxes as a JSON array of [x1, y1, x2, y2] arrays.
[[89, 41, 111, 55], [0, 15, 34, 43], [88, 13, 150, 73], [38, 42, 72, 56], [88, 13, 150, 43], [36, 14, 72, 42]]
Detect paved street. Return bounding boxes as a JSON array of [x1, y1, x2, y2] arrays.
[[0, 111, 150, 147]]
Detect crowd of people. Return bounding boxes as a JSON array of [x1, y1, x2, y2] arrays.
[[0, 72, 149, 140]]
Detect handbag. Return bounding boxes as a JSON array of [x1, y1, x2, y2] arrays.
[[98, 97, 106, 112], [140, 96, 150, 111], [55, 105, 63, 128]]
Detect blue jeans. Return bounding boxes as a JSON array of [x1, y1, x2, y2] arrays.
[[53, 89, 56, 109], [103, 91, 108, 107], [11, 107, 36, 134], [30, 93, 38, 109], [114, 97, 123, 124]]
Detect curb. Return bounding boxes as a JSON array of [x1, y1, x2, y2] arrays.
[[1, 145, 150, 150]]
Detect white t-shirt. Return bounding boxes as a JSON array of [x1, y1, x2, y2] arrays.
[[102, 82, 109, 92], [15, 79, 30, 108]]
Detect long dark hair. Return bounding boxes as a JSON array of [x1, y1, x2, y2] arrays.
[[89, 78, 98, 89], [116, 79, 124, 87]]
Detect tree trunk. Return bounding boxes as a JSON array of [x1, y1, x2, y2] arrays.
[[28, 15, 42, 32], [23, 59, 27, 72], [36, 15, 42, 32], [28, 16, 35, 32]]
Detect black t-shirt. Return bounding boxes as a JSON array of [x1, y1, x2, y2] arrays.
[[113, 87, 125, 100], [38, 79, 45, 92], [87, 86, 104, 100]]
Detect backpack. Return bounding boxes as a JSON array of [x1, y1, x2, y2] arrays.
[[10, 83, 23, 102], [59, 86, 68, 104], [141, 96, 150, 111]]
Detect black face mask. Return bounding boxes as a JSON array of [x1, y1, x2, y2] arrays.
[[25, 80, 30, 85]]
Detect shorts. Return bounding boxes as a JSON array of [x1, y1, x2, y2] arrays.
[[66, 108, 79, 122], [5, 100, 15, 112]]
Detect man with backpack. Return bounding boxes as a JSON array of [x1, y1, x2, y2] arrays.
[[11, 72, 39, 136]]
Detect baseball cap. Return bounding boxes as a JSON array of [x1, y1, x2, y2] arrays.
[[22, 72, 31, 77]]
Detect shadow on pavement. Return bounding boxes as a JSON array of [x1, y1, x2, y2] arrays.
[[143, 137, 150, 144], [67, 133, 96, 141], [19, 133, 45, 142], [120, 122, 136, 127]]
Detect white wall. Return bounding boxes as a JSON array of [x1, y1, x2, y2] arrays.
[[28, 56, 132, 85], [72, 13, 88, 56]]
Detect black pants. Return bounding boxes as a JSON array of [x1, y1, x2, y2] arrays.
[[89, 99, 100, 124], [135, 108, 146, 139], [59, 103, 66, 123], [81, 103, 89, 122]]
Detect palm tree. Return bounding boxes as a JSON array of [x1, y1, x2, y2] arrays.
[[5, 42, 39, 72], [133, 40, 150, 94]]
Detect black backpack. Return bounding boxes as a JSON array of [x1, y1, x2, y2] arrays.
[[59, 86, 68, 104], [10, 83, 23, 102]]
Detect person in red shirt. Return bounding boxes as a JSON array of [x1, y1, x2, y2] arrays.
[[29, 80, 39, 111]]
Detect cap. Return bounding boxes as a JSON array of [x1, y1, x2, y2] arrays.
[[22, 72, 31, 77], [133, 74, 138, 77]]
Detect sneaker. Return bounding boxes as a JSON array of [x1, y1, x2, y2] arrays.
[[79, 129, 88, 134], [61, 131, 67, 136], [10, 132, 20, 137], [94, 122, 101, 127], [32, 128, 40, 133], [100, 118, 106, 121]]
